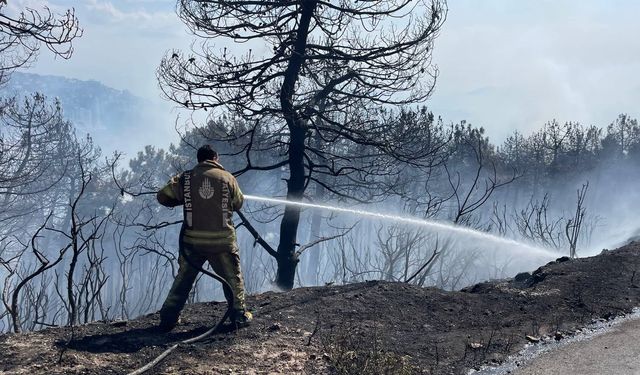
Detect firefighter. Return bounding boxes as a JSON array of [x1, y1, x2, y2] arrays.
[[156, 145, 252, 331]]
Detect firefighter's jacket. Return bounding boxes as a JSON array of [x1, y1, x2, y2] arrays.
[[157, 160, 243, 246]]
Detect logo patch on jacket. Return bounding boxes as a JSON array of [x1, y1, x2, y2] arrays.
[[198, 178, 215, 199]]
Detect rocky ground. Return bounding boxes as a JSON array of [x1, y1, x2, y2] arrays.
[[2, 242, 640, 375]]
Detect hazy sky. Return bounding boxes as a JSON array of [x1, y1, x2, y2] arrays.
[[19, 0, 640, 147]]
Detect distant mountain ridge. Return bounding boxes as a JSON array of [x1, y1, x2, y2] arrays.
[[0, 72, 172, 156], [1, 72, 144, 133]]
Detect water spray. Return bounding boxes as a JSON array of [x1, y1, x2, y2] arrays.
[[244, 194, 558, 259]]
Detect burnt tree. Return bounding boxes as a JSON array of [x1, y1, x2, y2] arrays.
[[159, 0, 447, 289]]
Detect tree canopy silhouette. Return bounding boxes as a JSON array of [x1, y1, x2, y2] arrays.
[[159, 0, 447, 289]]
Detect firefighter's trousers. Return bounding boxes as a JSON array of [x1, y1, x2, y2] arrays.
[[159, 239, 246, 324]]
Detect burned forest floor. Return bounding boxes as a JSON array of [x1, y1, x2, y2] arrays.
[[2, 242, 640, 375]]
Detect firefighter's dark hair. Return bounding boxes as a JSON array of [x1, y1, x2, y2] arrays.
[[197, 145, 218, 162]]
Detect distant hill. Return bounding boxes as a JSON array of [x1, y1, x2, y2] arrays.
[[0, 72, 175, 157]]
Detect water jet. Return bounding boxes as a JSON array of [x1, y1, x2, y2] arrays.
[[244, 194, 558, 259]]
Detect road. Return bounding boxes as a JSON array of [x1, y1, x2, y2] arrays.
[[511, 317, 640, 375]]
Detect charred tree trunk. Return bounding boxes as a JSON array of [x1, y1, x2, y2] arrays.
[[275, 126, 306, 289], [274, 0, 317, 290]]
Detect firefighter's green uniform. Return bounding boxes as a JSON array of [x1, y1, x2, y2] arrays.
[[157, 160, 248, 329]]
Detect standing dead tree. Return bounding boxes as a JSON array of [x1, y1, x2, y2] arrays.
[[375, 224, 430, 282], [513, 194, 564, 250], [565, 183, 588, 259], [512, 182, 590, 259], [159, 0, 447, 289], [444, 135, 518, 226], [54, 152, 113, 326], [0, 94, 79, 332], [3, 214, 69, 333], [0, 94, 72, 225]]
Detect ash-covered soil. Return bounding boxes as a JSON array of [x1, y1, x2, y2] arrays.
[[2, 242, 640, 375]]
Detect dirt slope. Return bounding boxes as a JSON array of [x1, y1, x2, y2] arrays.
[[2, 242, 640, 375]]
